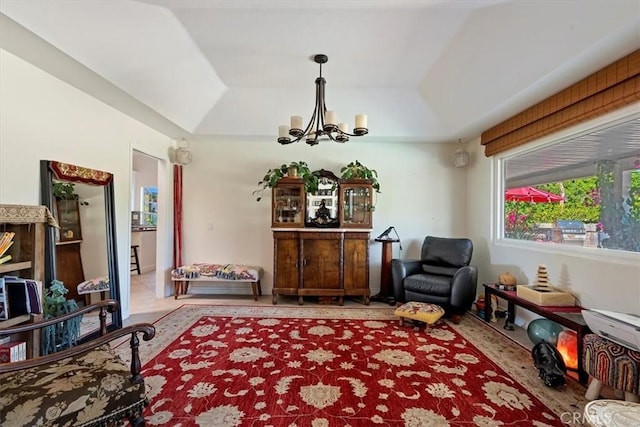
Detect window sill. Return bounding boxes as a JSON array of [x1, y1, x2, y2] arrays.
[[495, 238, 640, 266]]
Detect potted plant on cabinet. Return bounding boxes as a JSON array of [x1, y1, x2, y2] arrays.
[[253, 161, 318, 201], [41, 280, 82, 355], [340, 160, 381, 193], [52, 182, 89, 205]]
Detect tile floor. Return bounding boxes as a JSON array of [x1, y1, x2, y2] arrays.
[[126, 270, 390, 326]]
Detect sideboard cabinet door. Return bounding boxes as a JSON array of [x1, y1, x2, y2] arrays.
[[300, 232, 342, 303], [343, 232, 370, 304], [272, 232, 300, 304]]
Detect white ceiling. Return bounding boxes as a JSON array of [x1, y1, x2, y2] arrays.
[[1, 0, 639, 143]]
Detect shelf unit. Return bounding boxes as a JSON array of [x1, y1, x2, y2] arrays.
[[0, 204, 49, 359]]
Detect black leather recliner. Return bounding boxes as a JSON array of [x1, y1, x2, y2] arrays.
[[391, 236, 478, 323]]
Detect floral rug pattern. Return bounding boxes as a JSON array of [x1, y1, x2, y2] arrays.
[[116, 305, 587, 426]]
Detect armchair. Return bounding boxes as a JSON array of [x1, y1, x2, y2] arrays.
[[391, 236, 477, 323], [1, 300, 155, 427]]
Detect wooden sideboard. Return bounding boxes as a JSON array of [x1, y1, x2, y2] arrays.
[[272, 229, 370, 305]]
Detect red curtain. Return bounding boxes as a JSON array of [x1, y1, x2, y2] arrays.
[[173, 165, 183, 268]]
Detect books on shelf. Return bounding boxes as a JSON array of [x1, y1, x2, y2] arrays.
[[0, 276, 42, 320], [0, 277, 6, 321], [0, 231, 15, 259], [0, 340, 27, 363]]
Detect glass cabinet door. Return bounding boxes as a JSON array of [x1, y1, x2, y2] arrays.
[[306, 169, 340, 228], [272, 178, 305, 228], [339, 180, 373, 228], [55, 199, 83, 242]]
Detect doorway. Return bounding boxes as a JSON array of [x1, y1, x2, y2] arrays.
[[130, 150, 160, 307]]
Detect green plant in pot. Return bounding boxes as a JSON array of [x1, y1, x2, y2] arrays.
[[41, 280, 82, 355], [340, 160, 381, 193], [253, 161, 318, 201], [52, 182, 89, 205]]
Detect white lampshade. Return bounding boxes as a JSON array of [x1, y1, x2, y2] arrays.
[[452, 140, 469, 168]]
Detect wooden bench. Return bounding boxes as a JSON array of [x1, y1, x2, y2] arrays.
[[171, 263, 263, 300]]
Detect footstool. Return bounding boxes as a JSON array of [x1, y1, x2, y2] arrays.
[[394, 302, 445, 331], [583, 334, 640, 402]]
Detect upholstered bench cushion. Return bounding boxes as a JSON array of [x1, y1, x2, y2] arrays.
[[583, 333, 640, 394], [172, 263, 262, 281], [0, 344, 147, 427], [77, 276, 110, 295], [395, 301, 445, 325]]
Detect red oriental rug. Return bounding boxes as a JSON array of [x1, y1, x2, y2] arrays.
[[117, 305, 587, 426]]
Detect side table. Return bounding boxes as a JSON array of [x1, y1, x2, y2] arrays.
[[483, 283, 591, 385], [371, 237, 400, 305]]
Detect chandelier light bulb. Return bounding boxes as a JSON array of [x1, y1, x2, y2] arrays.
[[277, 54, 368, 145]]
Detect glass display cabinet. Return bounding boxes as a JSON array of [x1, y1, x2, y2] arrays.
[[306, 169, 339, 228], [272, 178, 306, 228], [55, 198, 82, 242], [339, 179, 373, 228]]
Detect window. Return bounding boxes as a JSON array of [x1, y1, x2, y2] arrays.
[[500, 112, 640, 254], [140, 186, 158, 226]]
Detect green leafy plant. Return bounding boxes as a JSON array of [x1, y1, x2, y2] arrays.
[[52, 182, 88, 205], [340, 160, 381, 193], [253, 161, 318, 201], [41, 280, 82, 355], [52, 182, 77, 200]]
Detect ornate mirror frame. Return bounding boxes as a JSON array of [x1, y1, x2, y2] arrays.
[[40, 160, 122, 330]]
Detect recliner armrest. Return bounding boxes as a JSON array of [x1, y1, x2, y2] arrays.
[[449, 265, 478, 309], [391, 259, 423, 303]]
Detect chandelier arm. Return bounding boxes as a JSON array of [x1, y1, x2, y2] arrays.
[[336, 129, 368, 137], [278, 54, 367, 145], [318, 77, 327, 130]]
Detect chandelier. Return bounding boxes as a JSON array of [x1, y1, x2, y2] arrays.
[[278, 54, 368, 146]]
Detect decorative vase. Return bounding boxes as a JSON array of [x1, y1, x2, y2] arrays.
[[527, 318, 563, 346], [287, 167, 298, 177]]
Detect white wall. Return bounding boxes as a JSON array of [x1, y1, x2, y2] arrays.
[[4, 44, 638, 322], [466, 117, 640, 320], [180, 138, 469, 296], [0, 49, 174, 318]]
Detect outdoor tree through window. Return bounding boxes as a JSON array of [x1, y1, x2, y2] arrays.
[[502, 116, 640, 254]]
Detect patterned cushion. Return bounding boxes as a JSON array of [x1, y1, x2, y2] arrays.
[[395, 301, 445, 325], [583, 333, 640, 394], [0, 344, 147, 427], [172, 263, 262, 281], [77, 276, 110, 295]]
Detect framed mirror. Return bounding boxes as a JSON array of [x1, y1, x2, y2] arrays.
[[306, 169, 340, 228], [40, 160, 122, 336]]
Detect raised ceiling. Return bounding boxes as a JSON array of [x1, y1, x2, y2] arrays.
[[1, 0, 638, 143]]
